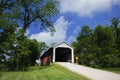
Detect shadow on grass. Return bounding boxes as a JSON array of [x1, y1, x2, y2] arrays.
[[0, 72, 3, 77], [27, 65, 53, 72], [0, 63, 53, 73], [102, 68, 120, 74]]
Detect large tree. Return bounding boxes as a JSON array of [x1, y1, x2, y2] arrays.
[[0, 0, 59, 71], [94, 25, 117, 67], [28, 40, 48, 66], [72, 26, 95, 66], [110, 18, 120, 67], [72, 20, 120, 68], [0, 0, 59, 32], [110, 18, 120, 49]]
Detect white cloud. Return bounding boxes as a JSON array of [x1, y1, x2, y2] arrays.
[[67, 26, 81, 44], [25, 29, 30, 36], [29, 16, 71, 45], [67, 36, 76, 44], [60, 0, 120, 17], [73, 26, 81, 34]]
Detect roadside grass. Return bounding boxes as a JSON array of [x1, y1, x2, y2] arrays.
[[0, 64, 90, 80], [102, 68, 120, 74]]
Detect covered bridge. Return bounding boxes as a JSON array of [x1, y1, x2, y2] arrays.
[[40, 42, 74, 65]]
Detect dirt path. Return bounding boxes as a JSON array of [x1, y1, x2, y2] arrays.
[[57, 62, 120, 80]]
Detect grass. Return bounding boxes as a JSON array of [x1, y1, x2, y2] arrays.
[[0, 64, 90, 80], [102, 68, 120, 74]]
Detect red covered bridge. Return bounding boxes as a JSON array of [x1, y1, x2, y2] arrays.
[[40, 42, 74, 65]]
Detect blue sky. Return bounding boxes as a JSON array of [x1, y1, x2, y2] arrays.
[[28, 0, 120, 45]]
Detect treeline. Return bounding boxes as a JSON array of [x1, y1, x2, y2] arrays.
[[0, 0, 58, 71], [72, 18, 120, 68], [0, 27, 48, 70]]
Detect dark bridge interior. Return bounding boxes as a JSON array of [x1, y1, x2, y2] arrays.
[[55, 47, 71, 62]]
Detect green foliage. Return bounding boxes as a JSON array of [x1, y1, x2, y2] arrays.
[[27, 40, 48, 66], [0, 27, 49, 71], [94, 25, 114, 47], [72, 26, 95, 66], [0, 0, 59, 31], [0, 0, 58, 71], [72, 18, 120, 68], [39, 42, 49, 53]]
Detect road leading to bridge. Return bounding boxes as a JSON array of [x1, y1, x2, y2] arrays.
[[57, 62, 120, 80]]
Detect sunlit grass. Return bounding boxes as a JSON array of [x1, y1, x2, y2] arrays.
[[0, 64, 90, 80], [102, 68, 120, 74]]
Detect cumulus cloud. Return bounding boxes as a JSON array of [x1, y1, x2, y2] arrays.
[[73, 26, 81, 34], [67, 26, 81, 43], [25, 29, 30, 36], [67, 36, 76, 44], [60, 0, 120, 17], [29, 16, 71, 45]]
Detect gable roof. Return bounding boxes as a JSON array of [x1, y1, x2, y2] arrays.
[[53, 42, 73, 49], [40, 47, 52, 57], [40, 42, 73, 57]]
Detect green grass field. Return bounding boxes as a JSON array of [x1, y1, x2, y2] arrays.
[[0, 64, 90, 80], [102, 68, 120, 74]]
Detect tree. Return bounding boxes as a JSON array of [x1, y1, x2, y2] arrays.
[[72, 21, 120, 68], [0, 18, 18, 70], [110, 18, 120, 47], [94, 25, 115, 67], [72, 26, 95, 66], [0, 0, 59, 32], [0, 25, 30, 71], [0, 0, 59, 71], [0, 0, 59, 43], [94, 25, 114, 48], [28, 40, 48, 66], [110, 17, 120, 67], [39, 42, 49, 53]]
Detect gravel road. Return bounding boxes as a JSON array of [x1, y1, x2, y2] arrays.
[[57, 62, 120, 80]]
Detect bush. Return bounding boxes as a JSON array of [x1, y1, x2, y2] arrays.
[[0, 63, 8, 72]]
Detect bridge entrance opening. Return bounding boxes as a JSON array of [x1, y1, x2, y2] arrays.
[[55, 47, 71, 62]]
